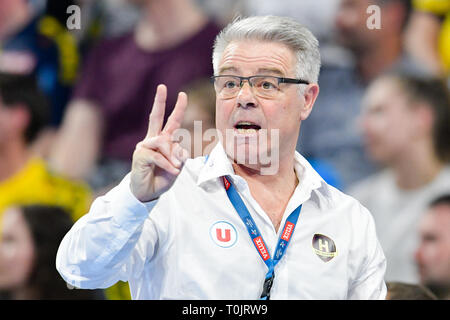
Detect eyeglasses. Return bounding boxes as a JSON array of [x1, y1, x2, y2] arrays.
[[211, 75, 309, 99]]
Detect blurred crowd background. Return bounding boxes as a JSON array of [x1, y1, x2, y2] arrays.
[[0, 0, 449, 300]]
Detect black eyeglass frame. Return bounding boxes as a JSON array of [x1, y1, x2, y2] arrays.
[[210, 75, 310, 87]]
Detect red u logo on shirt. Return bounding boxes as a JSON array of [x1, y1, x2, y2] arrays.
[[216, 228, 231, 242], [209, 221, 238, 248]]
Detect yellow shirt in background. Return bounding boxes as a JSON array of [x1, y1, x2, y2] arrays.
[[414, 0, 450, 73], [0, 157, 131, 300], [0, 157, 91, 221]]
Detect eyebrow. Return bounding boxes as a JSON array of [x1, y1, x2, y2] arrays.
[[218, 67, 285, 76], [256, 68, 284, 76]]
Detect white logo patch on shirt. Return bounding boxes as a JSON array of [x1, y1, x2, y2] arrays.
[[209, 221, 238, 248]]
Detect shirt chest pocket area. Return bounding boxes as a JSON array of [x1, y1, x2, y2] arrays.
[[282, 236, 350, 299]]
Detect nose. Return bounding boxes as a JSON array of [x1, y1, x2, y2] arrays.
[[236, 81, 257, 109]]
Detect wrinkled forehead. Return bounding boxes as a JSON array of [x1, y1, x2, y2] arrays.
[[218, 40, 297, 77]]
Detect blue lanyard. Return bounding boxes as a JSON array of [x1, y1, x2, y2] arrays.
[[222, 175, 302, 300]]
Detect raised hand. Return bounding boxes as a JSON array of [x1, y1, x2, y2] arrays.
[[130, 84, 189, 202]]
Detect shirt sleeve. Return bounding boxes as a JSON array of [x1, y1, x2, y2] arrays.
[[56, 173, 159, 290], [347, 205, 387, 300]]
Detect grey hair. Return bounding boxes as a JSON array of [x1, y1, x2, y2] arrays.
[[212, 15, 321, 84]]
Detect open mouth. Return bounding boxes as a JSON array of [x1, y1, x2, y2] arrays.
[[234, 121, 262, 134]]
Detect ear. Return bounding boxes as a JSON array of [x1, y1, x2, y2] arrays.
[[300, 84, 320, 121]]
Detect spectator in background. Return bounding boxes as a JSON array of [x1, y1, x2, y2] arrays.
[[348, 74, 450, 284], [415, 194, 450, 299], [386, 282, 437, 300], [298, 0, 430, 189], [405, 0, 450, 76], [70, 0, 142, 57], [179, 78, 217, 159], [0, 72, 91, 222], [195, 0, 244, 27], [50, 0, 220, 191], [0, 0, 79, 156], [0, 205, 104, 300], [76, 0, 140, 39]]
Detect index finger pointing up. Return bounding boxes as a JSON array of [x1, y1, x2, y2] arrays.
[[146, 84, 167, 138]]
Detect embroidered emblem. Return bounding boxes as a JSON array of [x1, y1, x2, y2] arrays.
[[312, 234, 338, 262]]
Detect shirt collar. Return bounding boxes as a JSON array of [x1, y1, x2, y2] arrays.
[[196, 143, 331, 199], [197, 142, 235, 187]]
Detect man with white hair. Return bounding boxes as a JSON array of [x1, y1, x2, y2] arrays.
[[56, 16, 387, 300]]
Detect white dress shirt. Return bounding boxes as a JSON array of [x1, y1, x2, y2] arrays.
[[56, 143, 387, 299]]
